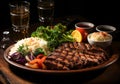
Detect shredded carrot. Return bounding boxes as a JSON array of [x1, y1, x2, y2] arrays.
[[25, 63, 39, 69], [41, 56, 46, 63], [36, 56, 46, 68], [29, 58, 41, 64], [28, 56, 46, 69]]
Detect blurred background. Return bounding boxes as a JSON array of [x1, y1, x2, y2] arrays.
[[0, 0, 119, 40]]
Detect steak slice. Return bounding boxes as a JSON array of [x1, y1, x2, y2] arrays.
[[43, 42, 108, 70]]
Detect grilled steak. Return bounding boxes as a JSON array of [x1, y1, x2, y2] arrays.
[[43, 42, 109, 70]]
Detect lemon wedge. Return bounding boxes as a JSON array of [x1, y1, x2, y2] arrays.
[[71, 30, 82, 42]]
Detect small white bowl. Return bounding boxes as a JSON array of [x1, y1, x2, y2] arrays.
[[96, 25, 116, 33], [87, 32, 113, 48]]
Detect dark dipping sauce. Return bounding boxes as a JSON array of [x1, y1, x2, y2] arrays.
[[77, 24, 92, 29], [75, 22, 94, 29], [96, 25, 116, 33], [99, 27, 112, 31]]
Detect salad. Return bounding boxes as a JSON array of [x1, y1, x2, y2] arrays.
[[8, 23, 75, 69], [31, 23, 74, 51]]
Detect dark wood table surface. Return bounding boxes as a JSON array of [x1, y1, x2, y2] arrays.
[[0, 41, 120, 84]]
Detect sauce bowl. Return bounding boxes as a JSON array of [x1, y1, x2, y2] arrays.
[[96, 25, 116, 33]]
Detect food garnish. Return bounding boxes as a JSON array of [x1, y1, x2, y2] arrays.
[[25, 54, 46, 69], [31, 23, 74, 51], [8, 37, 48, 67], [71, 30, 82, 42]]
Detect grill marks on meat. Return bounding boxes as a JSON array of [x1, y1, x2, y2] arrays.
[[44, 42, 108, 70]]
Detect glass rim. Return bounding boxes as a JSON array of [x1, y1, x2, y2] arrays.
[[9, 1, 30, 7]]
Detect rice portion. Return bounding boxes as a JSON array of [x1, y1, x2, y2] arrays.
[[9, 37, 48, 55], [90, 32, 112, 41]]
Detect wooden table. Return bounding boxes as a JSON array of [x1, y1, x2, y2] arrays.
[[0, 41, 120, 84]]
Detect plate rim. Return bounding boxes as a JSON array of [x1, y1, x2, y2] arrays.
[[4, 44, 119, 74]]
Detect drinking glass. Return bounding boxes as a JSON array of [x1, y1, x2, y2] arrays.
[[37, 0, 54, 26], [9, 1, 30, 41]]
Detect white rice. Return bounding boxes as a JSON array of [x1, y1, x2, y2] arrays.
[[9, 37, 48, 55]]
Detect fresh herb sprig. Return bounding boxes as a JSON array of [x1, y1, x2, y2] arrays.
[[17, 44, 29, 56]]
